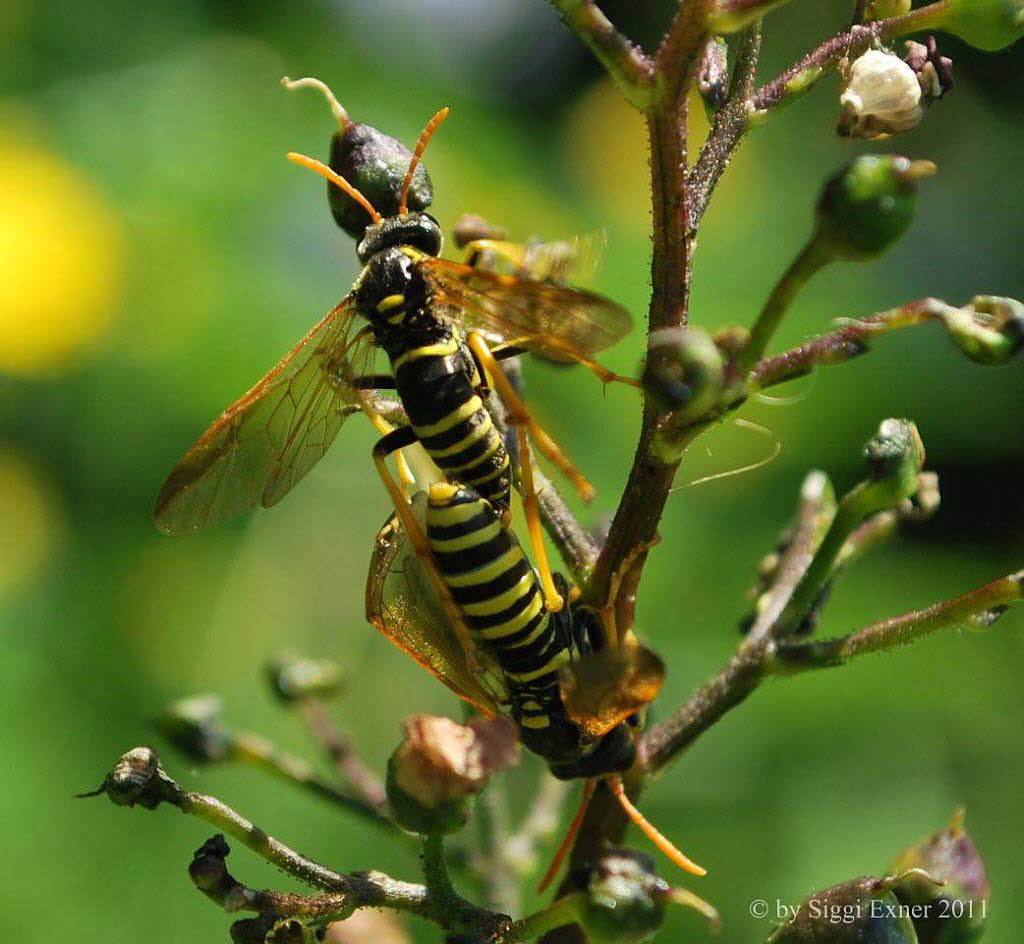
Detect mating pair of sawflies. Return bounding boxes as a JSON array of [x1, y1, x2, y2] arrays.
[[154, 76, 703, 888]]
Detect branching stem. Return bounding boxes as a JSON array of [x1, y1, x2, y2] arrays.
[[643, 571, 1024, 774]]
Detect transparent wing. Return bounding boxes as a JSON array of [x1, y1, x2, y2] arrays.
[[155, 299, 370, 534], [559, 643, 665, 740], [419, 256, 632, 363], [365, 499, 509, 717]]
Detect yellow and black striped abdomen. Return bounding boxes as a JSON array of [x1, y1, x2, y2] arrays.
[[425, 482, 571, 730], [391, 334, 511, 510]]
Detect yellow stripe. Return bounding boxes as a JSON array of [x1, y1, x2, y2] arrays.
[[391, 338, 459, 373], [461, 571, 535, 617], [507, 647, 572, 683], [413, 396, 482, 438], [427, 416, 492, 459], [461, 453, 510, 487], [445, 548, 523, 587], [430, 519, 500, 552], [518, 714, 551, 729], [444, 435, 502, 473], [477, 596, 546, 642], [428, 498, 486, 527]]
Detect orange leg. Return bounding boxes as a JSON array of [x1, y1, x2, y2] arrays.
[[538, 778, 596, 893], [467, 332, 595, 504], [515, 424, 564, 612], [600, 536, 661, 649], [363, 406, 416, 499], [607, 774, 706, 877]]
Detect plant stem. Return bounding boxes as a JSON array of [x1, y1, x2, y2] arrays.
[[228, 732, 394, 833], [688, 22, 762, 228], [753, 3, 950, 112], [296, 698, 388, 810], [180, 790, 351, 890], [734, 236, 833, 378], [744, 469, 837, 642], [505, 894, 583, 942], [644, 570, 1023, 775], [772, 571, 1024, 670], [547, 0, 655, 110], [750, 297, 944, 388]]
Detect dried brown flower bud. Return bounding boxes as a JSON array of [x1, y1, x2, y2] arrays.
[[452, 214, 507, 250], [386, 715, 519, 835], [904, 37, 955, 104], [76, 746, 183, 810]]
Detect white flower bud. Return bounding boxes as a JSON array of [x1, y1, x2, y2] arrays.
[[838, 49, 923, 139]]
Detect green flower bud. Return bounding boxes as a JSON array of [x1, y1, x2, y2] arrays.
[[327, 121, 432, 238], [863, 418, 925, 497], [768, 875, 920, 944], [385, 753, 470, 836], [158, 694, 235, 763], [642, 327, 725, 419], [265, 655, 343, 703], [938, 0, 1024, 51], [385, 715, 518, 836], [816, 155, 936, 259], [890, 809, 990, 944], [575, 850, 669, 944], [282, 76, 433, 240], [710, 0, 794, 33], [863, 0, 912, 18], [939, 295, 1024, 365]]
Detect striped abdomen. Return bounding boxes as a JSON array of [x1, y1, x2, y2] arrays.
[[391, 333, 511, 511], [425, 482, 571, 733]]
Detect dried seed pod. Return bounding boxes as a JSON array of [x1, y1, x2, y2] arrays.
[[838, 49, 923, 139], [890, 809, 990, 944], [816, 154, 935, 259]]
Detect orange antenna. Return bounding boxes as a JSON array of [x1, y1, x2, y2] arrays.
[[281, 75, 349, 129], [538, 779, 596, 893], [398, 106, 450, 215], [286, 152, 382, 224], [607, 775, 707, 877]]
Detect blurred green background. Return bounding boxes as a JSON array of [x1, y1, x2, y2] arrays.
[[2, 1, 1022, 941]]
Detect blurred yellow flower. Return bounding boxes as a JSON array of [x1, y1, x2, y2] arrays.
[[0, 138, 124, 374], [0, 449, 63, 595], [563, 78, 713, 229]]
